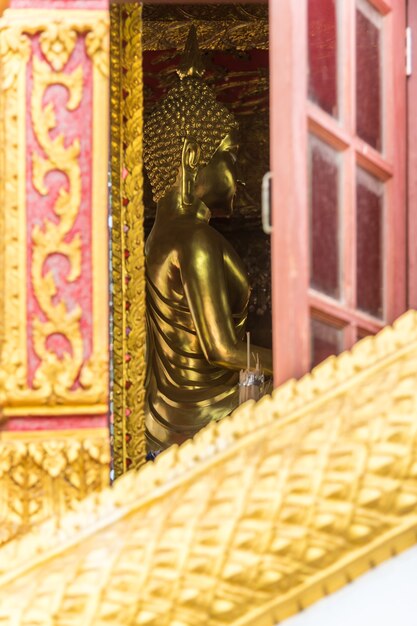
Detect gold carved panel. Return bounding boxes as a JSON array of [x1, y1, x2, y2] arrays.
[[0, 428, 110, 547], [0, 9, 109, 417], [110, 3, 147, 476]]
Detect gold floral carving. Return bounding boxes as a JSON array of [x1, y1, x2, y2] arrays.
[[110, 4, 146, 476], [0, 23, 30, 87], [86, 18, 110, 77], [39, 21, 77, 71], [0, 10, 109, 413], [0, 429, 110, 548], [1, 311, 417, 624], [36, 17, 109, 76]]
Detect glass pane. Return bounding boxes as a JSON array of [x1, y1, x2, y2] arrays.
[[356, 1, 382, 150], [356, 167, 384, 318], [308, 0, 338, 117], [309, 136, 341, 299], [311, 318, 343, 367]]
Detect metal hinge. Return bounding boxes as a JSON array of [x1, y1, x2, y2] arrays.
[[406, 26, 412, 77]]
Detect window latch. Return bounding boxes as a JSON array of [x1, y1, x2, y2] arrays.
[[261, 171, 272, 235]]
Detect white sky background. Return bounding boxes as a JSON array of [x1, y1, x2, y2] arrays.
[[282, 545, 417, 626]]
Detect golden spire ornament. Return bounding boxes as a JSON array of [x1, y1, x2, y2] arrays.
[[177, 25, 206, 79]]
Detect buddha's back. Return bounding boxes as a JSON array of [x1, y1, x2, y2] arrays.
[[145, 218, 248, 451]]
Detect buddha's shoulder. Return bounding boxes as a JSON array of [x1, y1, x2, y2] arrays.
[[178, 221, 224, 245], [149, 220, 225, 255]]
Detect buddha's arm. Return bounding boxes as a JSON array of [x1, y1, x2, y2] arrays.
[[180, 231, 273, 375]]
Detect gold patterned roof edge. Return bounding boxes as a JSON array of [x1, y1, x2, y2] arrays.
[[235, 522, 417, 625], [269, 324, 417, 428], [1, 310, 417, 624], [1, 309, 416, 585]]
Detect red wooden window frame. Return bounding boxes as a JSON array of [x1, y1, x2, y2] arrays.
[[408, 0, 417, 309], [270, 0, 407, 385]]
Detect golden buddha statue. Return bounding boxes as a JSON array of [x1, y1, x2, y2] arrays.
[[143, 27, 273, 451]]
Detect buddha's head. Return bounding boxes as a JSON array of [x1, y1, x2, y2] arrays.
[[144, 27, 240, 216]]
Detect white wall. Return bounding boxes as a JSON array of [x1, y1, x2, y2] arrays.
[[283, 545, 417, 626]]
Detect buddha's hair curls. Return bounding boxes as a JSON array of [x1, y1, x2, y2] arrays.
[[144, 77, 238, 202]]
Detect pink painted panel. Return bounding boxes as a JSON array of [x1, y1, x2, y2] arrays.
[[3, 415, 108, 432], [26, 35, 93, 387]]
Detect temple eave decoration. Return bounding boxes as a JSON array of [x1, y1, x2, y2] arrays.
[[1, 311, 417, 625]]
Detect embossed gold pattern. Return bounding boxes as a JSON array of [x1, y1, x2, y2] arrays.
[[123, 5, 147, 471], [86, 18, 110, 78], [0, 16, 31, 406], [111, 4, 146, 475], [0, 429, 110, 548], [0, 9, 109, 413], [110, 3, 126, 477], [1, 312, 417, 624]]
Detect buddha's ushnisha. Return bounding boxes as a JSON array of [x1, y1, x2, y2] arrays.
[[144, 26, 272, 451]]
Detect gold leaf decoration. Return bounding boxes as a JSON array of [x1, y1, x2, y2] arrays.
[[110, 4, 147, 475], [0, 21, 32, 409], [123, 5, 147, 471], [0, 26, 30, 89], [85, 18, 110, 77], [0, 430, 110, 547], [39, 21, 77, 71]]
